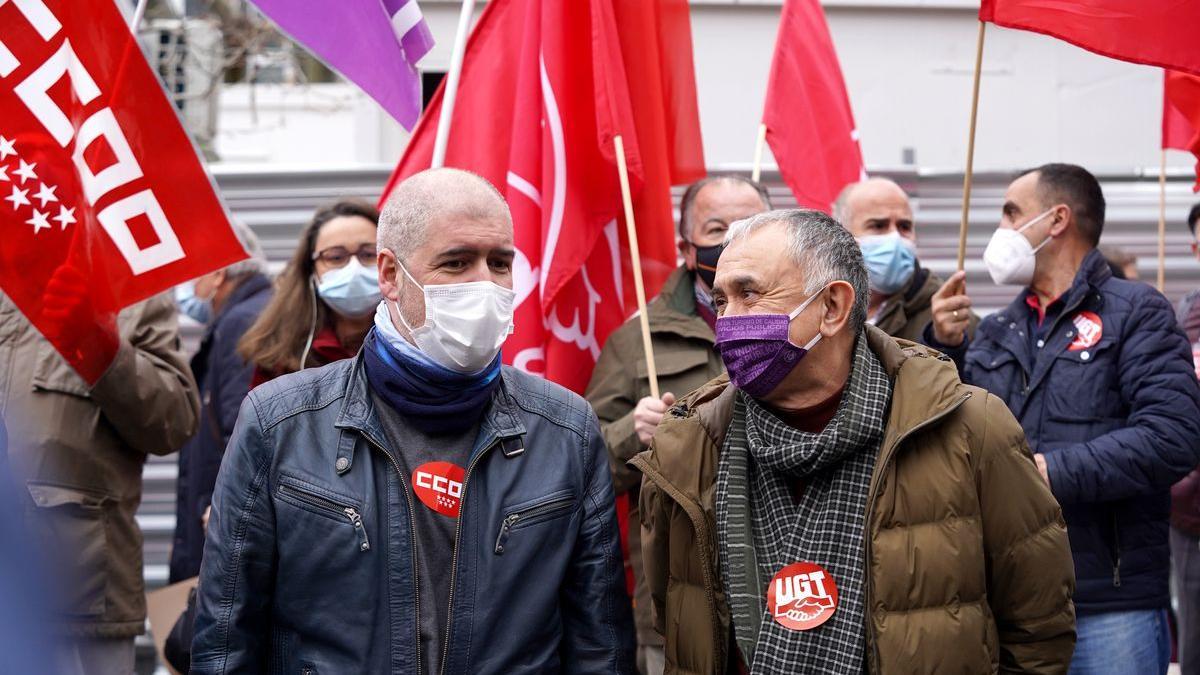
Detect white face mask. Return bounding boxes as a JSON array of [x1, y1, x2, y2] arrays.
[[395, 262, 516, 373], [982, 208, 1055, 286]]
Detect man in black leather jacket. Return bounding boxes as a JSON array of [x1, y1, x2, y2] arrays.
[[192, 168, 635, 674]]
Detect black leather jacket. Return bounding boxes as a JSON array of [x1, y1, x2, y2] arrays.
[[192, 354, 635, 674]]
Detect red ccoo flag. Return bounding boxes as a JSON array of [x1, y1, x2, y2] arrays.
[[1164, 70, 1200, 192], [762, 0, 865, 213], [380, 0, 703, 394], [980, 0, 1200, 77], [0, 0, 246, 383]]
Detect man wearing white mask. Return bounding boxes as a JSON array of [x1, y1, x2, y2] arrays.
[[833, 177, 978, 345], [193, 168, 635, 674], [929, 163, 1200, 675]]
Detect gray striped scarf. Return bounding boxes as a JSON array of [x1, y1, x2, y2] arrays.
[[715, 334, 891, 673]]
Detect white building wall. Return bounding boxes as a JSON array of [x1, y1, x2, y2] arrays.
[[212, 0, 1192, 175]]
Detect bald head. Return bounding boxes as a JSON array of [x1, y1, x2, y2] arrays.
[[379, 167, 511, 261], [833, 178, 915, 241]]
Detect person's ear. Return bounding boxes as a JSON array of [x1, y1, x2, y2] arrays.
[[1048, 204, 1072, 237], [378, 249, 401, 301], [819, 280, 856, 337], [679, 238, 696, 270]]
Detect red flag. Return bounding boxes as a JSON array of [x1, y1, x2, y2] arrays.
[[762, 0, 864, 212], [380, 0, 702, 394], [0, 0, 245, 383], [1164, 70, 1200, 192], [980, 0, 1200, 77]]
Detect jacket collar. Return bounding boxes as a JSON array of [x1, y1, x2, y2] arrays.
[[981, 247, 1111, 376], [332, 353, 527, 475], [636, 325, 968, 506], [647, 266, 715, 344], [875, 264, 936, 333]]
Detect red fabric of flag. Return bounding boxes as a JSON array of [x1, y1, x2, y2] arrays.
[[380, 0, 702, 394], [1164, 70, 1200, 192], [762, 0, 864, 213], [0, 0, 245, 383], [980, 0, 1200, 77]]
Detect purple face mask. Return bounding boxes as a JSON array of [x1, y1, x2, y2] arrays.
[[715, 288, 825, 398]]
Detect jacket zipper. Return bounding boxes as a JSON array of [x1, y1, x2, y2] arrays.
[[439, 438, 505, 675], [1111, 513, 1122, 588], [277, 483, 370, 552], [359, 431, 423, 673], [493, 497, 575, 554], [862, 393, 971, 673]]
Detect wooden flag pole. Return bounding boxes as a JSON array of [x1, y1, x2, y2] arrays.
[[957, 20, 987, 272], [1158, 149, 1168, 292], [751, 123, 768, 183], [613, 134, 660, 400], [432, 0, 478, 168]]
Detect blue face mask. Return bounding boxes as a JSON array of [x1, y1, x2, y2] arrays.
[[174, 281, 212, 324], [316, 258, 382, 318], [858, 233, 917, 295]]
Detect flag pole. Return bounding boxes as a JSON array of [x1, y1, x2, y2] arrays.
[[613, 134, 661, 400], [432, 0, 477, 169], [130, 0, 149, 32], [751, 123, 767, 183], [1158, 148, 1168, 292], [957, 20, 987, 272]]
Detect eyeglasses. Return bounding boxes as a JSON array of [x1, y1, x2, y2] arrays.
[[312, 245, 377, 268]]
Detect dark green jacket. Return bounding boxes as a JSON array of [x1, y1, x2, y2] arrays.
[[875, 265, 979, 344], [586, 266, 724, 645]]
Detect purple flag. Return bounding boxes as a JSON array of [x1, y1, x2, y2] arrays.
[[249, 0, 434, 130]]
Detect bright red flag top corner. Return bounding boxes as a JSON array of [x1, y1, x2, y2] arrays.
[[380, 0, 705, 396], [0, 0, 245, 383], [762, 0, 865, 213], [980, 0, 1200, 77], [1164, 70, 1200, 193]]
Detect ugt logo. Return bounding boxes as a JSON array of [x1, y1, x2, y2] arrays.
[[767, 561, 839, 631]]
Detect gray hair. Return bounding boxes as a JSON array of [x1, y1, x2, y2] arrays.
[[724, 209, 869, 332], [378, 167, 510, 261], [679, 175, 772, 240], [224, 220, 267, 279]]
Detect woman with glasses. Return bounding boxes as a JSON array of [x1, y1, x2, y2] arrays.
[[240, 200, 381, 386]]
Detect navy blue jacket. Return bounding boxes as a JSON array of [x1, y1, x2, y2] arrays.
[[938, 249, 1200, 614], [191, 355, 635, 674], [169, 274, 272, 583]]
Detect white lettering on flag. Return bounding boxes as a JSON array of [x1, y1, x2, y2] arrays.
[[72, 108, 145, 204], [0, 0, 62, 77], [14, 39, 100, 146], [96, 189, 184, 275]]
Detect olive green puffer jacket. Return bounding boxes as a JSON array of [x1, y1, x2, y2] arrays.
[[631, 326, 1076, 674]]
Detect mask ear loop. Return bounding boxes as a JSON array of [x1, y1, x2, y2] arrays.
[[300, 276, 318, 370], [789, 285, 829, 350], [394, 260, 425, 334]]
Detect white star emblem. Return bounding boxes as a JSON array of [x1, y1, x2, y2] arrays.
[[5, 185, 29, 210], [0, 136, 14, 160], [26, 209, 50, 234], [53, 205, 76, 230], [0, 165, 8, 183], [13, 160, 37, 185], [33, 183, 57, 207]]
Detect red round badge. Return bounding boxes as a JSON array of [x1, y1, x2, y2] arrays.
[[412, 462, 466, 518], [1068, 311, 1103, 352], [766, 562, 839, 631]]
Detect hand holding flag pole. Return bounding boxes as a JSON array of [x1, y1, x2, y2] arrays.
[[614, 134, 660, 400]]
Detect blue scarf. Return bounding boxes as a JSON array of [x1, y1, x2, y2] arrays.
[[362, 328, 501, 435]]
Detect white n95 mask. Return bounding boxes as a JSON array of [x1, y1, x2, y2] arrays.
[[982, 209, 1054, 287], [397, 263, 516, 373]]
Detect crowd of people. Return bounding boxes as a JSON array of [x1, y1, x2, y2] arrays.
[[0, 163, 1198, 674]]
